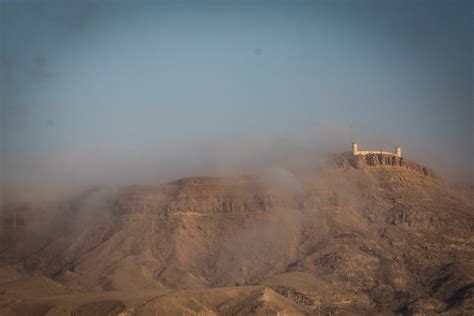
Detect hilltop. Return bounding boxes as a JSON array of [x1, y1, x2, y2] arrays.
[[0, 153, 472, 315]]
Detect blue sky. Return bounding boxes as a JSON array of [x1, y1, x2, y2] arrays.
[[1, 0, 472, 198]]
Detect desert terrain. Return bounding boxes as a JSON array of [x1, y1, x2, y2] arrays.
[[0, 153, 472, 315]]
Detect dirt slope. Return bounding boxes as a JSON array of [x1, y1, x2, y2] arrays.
[[0, 153, 472, 315]]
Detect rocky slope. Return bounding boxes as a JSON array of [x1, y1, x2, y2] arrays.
[[0, 153, 472, 315]]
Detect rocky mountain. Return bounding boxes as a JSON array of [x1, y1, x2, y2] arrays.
[[0, 153, 472, 315]]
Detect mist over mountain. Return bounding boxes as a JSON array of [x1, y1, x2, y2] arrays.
[[1, 0, 472, 315], [0, 151, 472, 315]]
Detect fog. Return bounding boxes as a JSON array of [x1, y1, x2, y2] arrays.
[[1, 0, 472, 206], [2, 122, 472, 206], [0, 4, 473, 314]]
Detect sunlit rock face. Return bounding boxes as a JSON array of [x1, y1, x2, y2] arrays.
[[334, 152, 436, 177]]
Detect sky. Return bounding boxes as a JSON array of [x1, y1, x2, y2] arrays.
[[0, 0, 473, 200]]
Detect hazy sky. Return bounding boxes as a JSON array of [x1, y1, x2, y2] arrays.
[[1, 0, 472, 199]]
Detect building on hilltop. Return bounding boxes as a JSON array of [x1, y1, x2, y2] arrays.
[[352, 142, 401, 157]]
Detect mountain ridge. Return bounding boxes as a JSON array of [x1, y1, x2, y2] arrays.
[[0, 154, 472, 315]]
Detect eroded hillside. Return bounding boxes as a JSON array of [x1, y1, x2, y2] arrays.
[[0, 154, 472, 315]]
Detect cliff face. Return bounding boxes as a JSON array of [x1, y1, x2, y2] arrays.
[[334, 152, 436, 177], [113, 177, 275, 217], [0, 154, 472, 315]]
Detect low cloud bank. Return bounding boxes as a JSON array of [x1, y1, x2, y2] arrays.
[[1, 125, 471, 205]]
